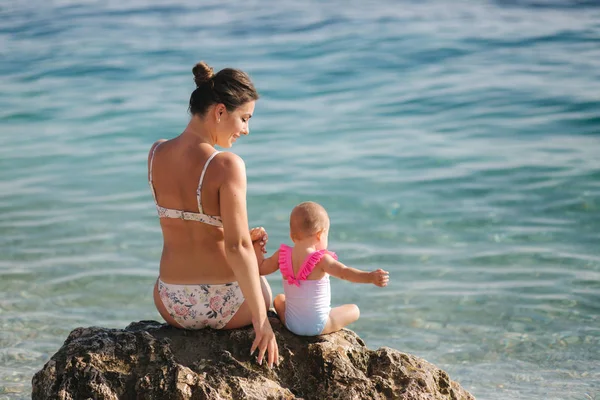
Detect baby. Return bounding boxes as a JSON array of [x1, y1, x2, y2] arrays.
[[255, 201, 389, 336]]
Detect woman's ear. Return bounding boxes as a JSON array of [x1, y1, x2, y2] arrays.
[[214, 103, 225, 121]]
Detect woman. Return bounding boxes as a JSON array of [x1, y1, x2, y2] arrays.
[[148, 61, 278, 368]]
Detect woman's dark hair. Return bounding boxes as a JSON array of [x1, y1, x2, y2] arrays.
[[189, 61, 259, 116]]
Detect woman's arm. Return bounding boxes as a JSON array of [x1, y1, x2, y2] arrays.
[[218, 152, 278, 367]]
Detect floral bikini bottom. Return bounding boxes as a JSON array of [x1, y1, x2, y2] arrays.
[[158, 278, 245, 329]]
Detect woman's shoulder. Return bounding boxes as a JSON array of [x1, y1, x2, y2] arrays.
[[212, 151, 246, 176], [213, 150, 244, 165], [147, 139, 168, 164], [148, 139, 168, 156], [150, 138, 168, 149]]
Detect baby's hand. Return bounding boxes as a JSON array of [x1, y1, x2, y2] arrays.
[[250, 226, 266, 241], [370, 269, 389, 287]]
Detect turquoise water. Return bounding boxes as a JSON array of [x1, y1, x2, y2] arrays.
[[1, 1, 599, 398]]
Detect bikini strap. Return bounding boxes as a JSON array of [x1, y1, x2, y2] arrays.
[[148, 141, 165, 203], [196, 151, 221, 213]]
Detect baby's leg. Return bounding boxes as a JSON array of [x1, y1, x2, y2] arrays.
[[321, 304, 360, 335], [273, 294, 287, 326]]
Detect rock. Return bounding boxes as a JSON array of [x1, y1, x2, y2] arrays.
[[32, 319, 475, 400]]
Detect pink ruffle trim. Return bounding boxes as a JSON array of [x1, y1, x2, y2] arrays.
[[278, 244, 295, 285], [278, 244, 337, 287]]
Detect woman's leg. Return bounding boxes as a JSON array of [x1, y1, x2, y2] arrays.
[[273, 294, 287, 326], [320, 304, 360, 335], [224, 276, 272, 329], [153, 280, 185, 329], [261, 276, 273, 309]]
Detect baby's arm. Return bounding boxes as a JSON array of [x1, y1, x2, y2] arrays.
[[319, 255, 389, 287], [256, 249, 280, 276]]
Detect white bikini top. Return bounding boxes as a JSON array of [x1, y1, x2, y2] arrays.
[[148, 142, 223, 227]]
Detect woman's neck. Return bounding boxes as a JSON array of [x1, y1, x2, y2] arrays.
[[181, 116, 216, 146]]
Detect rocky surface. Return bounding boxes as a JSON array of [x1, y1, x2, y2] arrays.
[[32, 318, 475, 399]]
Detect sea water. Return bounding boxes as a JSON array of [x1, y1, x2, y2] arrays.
[[1, 1, 599, 398]]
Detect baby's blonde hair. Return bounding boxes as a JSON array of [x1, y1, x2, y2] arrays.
[[290, 201, 330, 240]]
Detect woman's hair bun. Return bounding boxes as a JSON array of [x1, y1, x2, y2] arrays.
[[192, 61, 214, 87]]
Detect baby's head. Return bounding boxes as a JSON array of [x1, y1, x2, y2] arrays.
[[289, 201, 330, 249]]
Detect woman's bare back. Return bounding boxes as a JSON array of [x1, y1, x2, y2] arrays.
[[148, 138, 235, 284]]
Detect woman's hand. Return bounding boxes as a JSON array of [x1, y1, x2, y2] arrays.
[[251, 315, 279, 368], [250, 226, 268, 254], [249, 227, 277, 365]]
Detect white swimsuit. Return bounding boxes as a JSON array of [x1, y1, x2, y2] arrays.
[[278, 244, 338, 336]]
